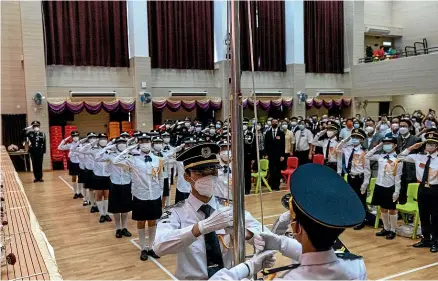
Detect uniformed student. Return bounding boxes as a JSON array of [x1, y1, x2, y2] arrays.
[[311, 121, 341, 173], [210, 164, 367, 280], [398, 131, 438, 253], [153, 143, 264, 280], [365, 137, 403, 240], [113, 133, 163, 260], [174, 138, 197, 204], [119, 131, 131, 141], [215, 140, 232, 200], [24, 121, 46, 182], [95, 137, 132, 238], [80, 133, 112, 223], [58, 131, 84, 199], [336, 128, 371, 230]]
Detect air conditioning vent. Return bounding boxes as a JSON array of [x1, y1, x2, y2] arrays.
[[252, 91, 282, 97], [170, 91, 207, 97], [365, 27, 390, 35], [70, 91, 116, 98], [316, 91, 344, 96]]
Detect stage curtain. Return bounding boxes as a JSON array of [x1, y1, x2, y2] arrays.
[[148, 1, 214, 70], [2, 114, 26, 147], [240, 1, 286, 72], [304, 1, 344, 73], [43, 1, 129, 67]]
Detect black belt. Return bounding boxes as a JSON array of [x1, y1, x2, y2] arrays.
[[348, 173, 364, 179], [420, 183, 438, 189], [94, 175, 109, 179]]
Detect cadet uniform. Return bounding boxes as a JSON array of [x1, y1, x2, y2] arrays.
[[311, 121, 341, 173], [58, 131, 83, 198], [215, 140, 232, 200], [398, 131, 438, 253], [77, 132, 99, 212], [25, 121, 46, 182], [153, 143, 263, 280]]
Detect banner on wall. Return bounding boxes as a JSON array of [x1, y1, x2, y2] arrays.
[[305, 97, 351, 109], [242, 97, 293, 111], [47, 98, 135, 114], [152, 97, 222, 112]]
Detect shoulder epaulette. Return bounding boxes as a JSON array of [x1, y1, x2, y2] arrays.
[[336, 252, 363, 260], [216, 197, 232, 206]]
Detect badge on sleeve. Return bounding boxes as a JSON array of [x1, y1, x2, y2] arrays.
[[419, 163, 426, 169]]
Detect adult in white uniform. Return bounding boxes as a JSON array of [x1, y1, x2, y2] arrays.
[[215, 140, 232, 200], [153, 143, 264, 280], [58, 131, 83, 199], [210, 164, 367, 280], [311, 121, 342, 173]]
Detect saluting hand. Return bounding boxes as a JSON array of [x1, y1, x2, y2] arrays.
[[408, 142, 424, 151]]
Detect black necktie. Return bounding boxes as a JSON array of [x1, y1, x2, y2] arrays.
[[199, 204, 224, 277], [223, 165, 230, 173], [325, 139, 331, 160], [347, 149, 354, 173], [422, 155, 432, 186], [384, 155, 390, 160], [273, 129, 276, 139], [144, 155, 152, 162], [164, 145, 170, 151]]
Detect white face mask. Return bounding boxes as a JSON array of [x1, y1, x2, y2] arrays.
[[165, 124, 170, 129], [139, 143, 151, 153], [256, 125, 261, 130], [195, 127, 202, 132], [365, 126, 374, 134], [209, 129, 216, 135], [291, 122, 297, 126], [216, 124, 221, 129], [391, 123, 399, 131], [163, 137, 171, 144], [117, 143, 127, 151], [185, 122, 191, 128], [326, 131, 335, 138], [194, 175, 217, 197], [243, 125, 248, 131], [399, 127, 409, 135], [154, 144, 163, 151], [33, 127, 40, 132], [99, 139, 108, 147], [281, 124, 288, 130], [220, 150, 231, 162], [72, 136, 80, 142]]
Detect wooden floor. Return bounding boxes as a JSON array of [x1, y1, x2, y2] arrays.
[[19, 170, 438, 280]]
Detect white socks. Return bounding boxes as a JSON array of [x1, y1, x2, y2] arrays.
[[90, 191, 95, 205], [113, 213, 121, 230], [103, 200, 109, 215], [390, 214, 398, 232], [96, 201, 104, 216], [381, 212, 390, 231], [78, 183, 85, 196], [73, 182, 78, 194], [148, 225, 156, 247], [138, 228, 147, 250], [121, 213, 128, 229]]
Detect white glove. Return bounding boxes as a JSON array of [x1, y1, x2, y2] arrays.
[[318, 129, 327, 136], [198, 206, 233, 235], [254, 232, 302, 260], [360, 184, 367, 195], [79, 138, 88, 143], [392, 191, 400, 202], [245, 250, 276, 276], [127, 137, 136, 145], [271, 212, 291, 235]]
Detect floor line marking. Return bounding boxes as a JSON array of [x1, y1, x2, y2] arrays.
[[130, 239, 177, 281], [58, 176, 74, 191], [246, 189, 288, 197], [377, 261, 438, 280]]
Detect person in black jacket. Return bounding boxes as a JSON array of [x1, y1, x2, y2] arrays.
[[24, 121, 46, 183], [264, 118, 285, 191]]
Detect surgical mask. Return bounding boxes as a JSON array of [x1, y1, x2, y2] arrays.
[[154, 144, 163, 151], [365, 126, 374, 134], [216, 124, 221, 129], [163, 137, 171, 144], [33, 127, 40, 132], [399, 127, 409, 135], [291, 122, 297, 126], [88, 137, 97, 143], [165, 124, 170, 129], [72, 136, 80, 142], [185, 122, 191, 128], [99, 139, 108, 147], [298, 125, 305, 131], [195, 127, 202, 132], [425, 143, 437, 153], [326, 131, 335, 138], [194, 175, 217, 197], [351, 138, 361, 146], [243, 125, 248, 131], [256, 125, 261, 130], [267, 121, 272, 126], [117, 143, 127, 151], [220, 150, 231, 162], [209, 129, 216, 135], [353, 123, 360, 129], [391, 123, 399, 131], [281, 124, 288, 130], [139, 143, 151, 153], [383, 144, 394, 153]]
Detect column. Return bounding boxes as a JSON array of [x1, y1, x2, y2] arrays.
[[20, 0, 51, 170], [285, 0, 306, 117], [127, 0, 153, 131]]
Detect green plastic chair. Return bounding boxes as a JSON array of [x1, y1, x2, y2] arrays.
[[363, 178, 380, 228], [344, 174, 348, 182], [396, 183, 420, 239], [251, 159, 272, 194]]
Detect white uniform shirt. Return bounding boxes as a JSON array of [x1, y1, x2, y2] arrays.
[[293, 129, 313, 151], [366, 148, 403, 189], [161, 144, 184, 179], [58, 140, 80, 163], [210, 249, 367, 280], [153, 194, 263, 280], [176, 161, 191, 193], [80, 144, 110, 177], [78, 143, 97, 171], [312, 134, 342, 170], [215, 158, 232, 200], [113, 152, 163, 200], [398, 150, 438, 185], [336, 139, 371, 183], [95, 150, 131, 185]]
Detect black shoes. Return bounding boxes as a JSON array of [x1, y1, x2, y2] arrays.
[[39, 179, 44, 182], [99, 216, 106, 223], [140, 250, 149, 261], [386, 231, 396, 240], [73, 194, 79, 199], [115, 229, 123, 238], [148, 249, 160, 259], [78, 193, 84, 199], [33, 179, 38, 183], [90, 206, 99, 213], [353, 222, 366, 230], [376, 229, 391, 237], [121, 228, 132, 237], [431, 243, 438, 253], [83, 200, 91, 206], [105, 215, 112, 222], [413, 239, 432, 248]]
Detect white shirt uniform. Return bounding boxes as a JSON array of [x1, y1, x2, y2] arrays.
[[153, 194, 263, 280], [312, 134, 342, 170], [95, 150, 131, 185], [175, 161, 191, 193], [80, 144, 110, 177], [210, 249, 367, 280], [215, 158, 232, 200], [398, 151, 438, 185], [336, 139, 371, 181], [58, 140, 80, 163], [78, 144, 98, 171], [161, 144, 184, 179], [293, 129, 313, 151], [366, 148, 403, 189], [113, 152, 163, 200]]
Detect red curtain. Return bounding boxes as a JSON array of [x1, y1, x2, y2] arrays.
[[43, 1, 129, 67], [240, 1, 286, 72], [304, 1, 344, 74], [148, 1, 214, 70]]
